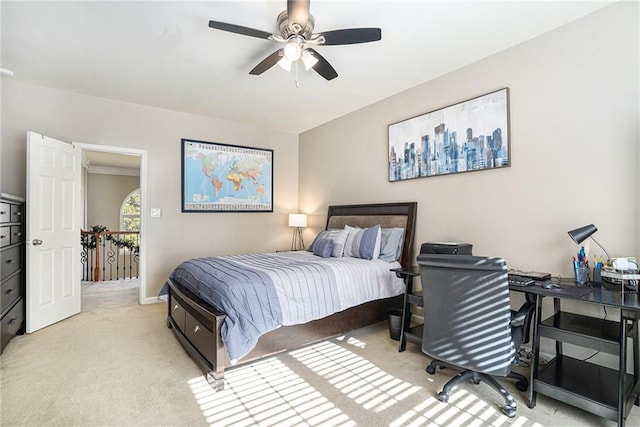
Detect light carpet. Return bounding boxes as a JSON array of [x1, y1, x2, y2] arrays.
[[1, 283, 637, 426]]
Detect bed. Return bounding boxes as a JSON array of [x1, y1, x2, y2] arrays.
[[164, 202, 417, 390]]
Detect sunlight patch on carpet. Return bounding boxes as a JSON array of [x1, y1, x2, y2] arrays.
[[188, 357, 354, 427], [389, 388, 543, 427], [290, 340, 421, 413], [189, 336, 544, 426]]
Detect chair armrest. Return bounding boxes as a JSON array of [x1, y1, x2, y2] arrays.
[[510, 301, 535, 329]]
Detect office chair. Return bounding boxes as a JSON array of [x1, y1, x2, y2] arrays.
[[417, 254, 534, 418]]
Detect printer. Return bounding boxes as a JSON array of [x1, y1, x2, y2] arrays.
[[420, 241, 473, 255]]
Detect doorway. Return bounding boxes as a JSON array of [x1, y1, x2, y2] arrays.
[[77, 143, 147, 304]]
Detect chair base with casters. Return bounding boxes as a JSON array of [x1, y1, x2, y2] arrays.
[[434, 369, 518, 418], [426, 298, 534, 392], [426, 360, 529, 392]]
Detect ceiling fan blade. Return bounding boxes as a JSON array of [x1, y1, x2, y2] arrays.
[[249, 49, 285, 75], [287, 0, 310, 33], [316, 28, 382, 45], [208, 20, 273, 40], [306, 48, 338, 81]]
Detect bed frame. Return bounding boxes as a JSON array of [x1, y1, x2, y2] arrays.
[[165, 202, 417, 390]]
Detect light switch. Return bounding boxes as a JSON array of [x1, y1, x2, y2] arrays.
[[150, 208, 162, 218]]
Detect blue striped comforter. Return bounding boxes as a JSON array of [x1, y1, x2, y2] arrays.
[[168, 251, 404, 361]]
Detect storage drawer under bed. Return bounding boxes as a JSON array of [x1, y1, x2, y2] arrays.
[[186, 312, 217, 363], [168, 283, 225, 366], [169, 296, 186, 333]]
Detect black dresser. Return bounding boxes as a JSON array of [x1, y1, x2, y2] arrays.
[[1, 193, 25, 353]]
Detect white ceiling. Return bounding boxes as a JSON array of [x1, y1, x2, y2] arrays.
[[2, 1, 612, 134]]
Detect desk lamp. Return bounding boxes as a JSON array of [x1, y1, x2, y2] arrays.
[[567, 224, 610, 261], [289, 213, 307, 251]]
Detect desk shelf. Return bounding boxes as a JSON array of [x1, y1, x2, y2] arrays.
[[529, 298, 640, 426], [539, 312, 631, 355], [535, 354, 637, 422], [407, 292, 423, 308], [404, 324, 423, 347]]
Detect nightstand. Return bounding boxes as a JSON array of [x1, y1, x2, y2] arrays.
[[390, 266, 422, 352]]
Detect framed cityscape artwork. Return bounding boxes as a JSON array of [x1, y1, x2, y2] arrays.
[[388, 88, 510, 182], [181, 138, 273, 212]]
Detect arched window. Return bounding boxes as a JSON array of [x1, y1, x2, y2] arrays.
[[120, 189, 141, 232]]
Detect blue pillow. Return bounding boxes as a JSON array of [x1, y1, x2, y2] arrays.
[[344, 224, 381, 260], [308, 229, 349, 257], [312, 238, 335, 258]]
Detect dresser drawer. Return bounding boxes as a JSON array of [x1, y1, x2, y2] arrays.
[[1, 246, 22, 281], [10, 204, 23, 224], [0, 226, 9, 248], [0, 203, 9, 223], [10, 226, 24, 245], [0, 298, 24, 353], [186, 312, 216, 364], [1, 273, 21, 314], [170, 297, 186, 333]]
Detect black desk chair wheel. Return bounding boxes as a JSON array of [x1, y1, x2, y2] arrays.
[[418, 254, 535, 418]]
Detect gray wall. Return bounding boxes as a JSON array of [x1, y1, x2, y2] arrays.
[[86, 173, 139, 231], [1, 81, 299, 299], [300, 2, 639, 275], [299, 2, 639, 364]]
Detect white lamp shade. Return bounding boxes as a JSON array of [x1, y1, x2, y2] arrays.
[[277, 57, 293, 71], [288, 213, 307, 228], [301, 50, 318, 70]]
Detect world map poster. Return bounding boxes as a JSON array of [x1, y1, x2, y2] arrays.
[[181, 139, 273, 212]]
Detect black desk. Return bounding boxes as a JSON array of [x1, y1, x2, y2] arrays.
[[511, 281, 640, 427], [394, 265, 639, 425]]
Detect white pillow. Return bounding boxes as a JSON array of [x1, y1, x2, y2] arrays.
[[343, 225, 360, 258], [379, 228, 405, 262]]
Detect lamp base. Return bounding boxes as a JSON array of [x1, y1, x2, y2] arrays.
[[291, 228, 305, 251]]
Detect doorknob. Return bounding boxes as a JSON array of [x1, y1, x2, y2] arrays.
[[32, 239, 43, 246]]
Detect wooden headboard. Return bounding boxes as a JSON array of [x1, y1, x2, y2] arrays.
[[325, 202, 417, 268]]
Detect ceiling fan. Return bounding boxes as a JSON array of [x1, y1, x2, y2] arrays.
[[208, 0, 382, 81]]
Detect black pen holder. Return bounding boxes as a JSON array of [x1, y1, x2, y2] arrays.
[[592, 268, 602, 285]]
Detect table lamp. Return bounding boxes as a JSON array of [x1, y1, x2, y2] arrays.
[[567, 224, 610, 260], [288, 213, 307, 251]]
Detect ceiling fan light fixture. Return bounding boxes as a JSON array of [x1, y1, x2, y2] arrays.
[[301, 50, 318, 70], [277, 56, 293, 71], [207, 1, 382, 81], [283, 42, 302, 61]]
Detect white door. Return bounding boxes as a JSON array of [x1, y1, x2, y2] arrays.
[[26, 131, 81, 333]]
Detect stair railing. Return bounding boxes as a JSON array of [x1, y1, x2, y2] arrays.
[[81, 230, 140, 282]]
